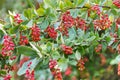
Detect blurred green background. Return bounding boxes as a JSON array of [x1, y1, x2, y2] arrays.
[[0, 0, 42, 19]]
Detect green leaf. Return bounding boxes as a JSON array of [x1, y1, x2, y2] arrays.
[[100, 0, 107, 5], [46, 42, 52, 52], [51, 51, 60, 60], [68, 27, 76, 40], [77, 0, 88, 7], [9, 26, 19, 34], [17, 58, 41, 76], [110, 55, 120, 65], [86, 36, 96, 42], [26, 20, 33, 28], [39, 19, 49, 30], [58, 58, 68, 71], [37, 8, 45, 16], [24, 9, 33, 19], [16, 46, 38, 57], [75, 50, 81, 60]]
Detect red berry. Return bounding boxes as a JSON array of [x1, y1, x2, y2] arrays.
[[116, 17, 120, 25], [19, 35, 29, 45], [49, 59, 57, 69], [75, 17, 87, 31], [14, 14, 23, 24], [65, 67, 72, 76], [113, 0, 120, 8], [4, 74, 12, 80], [1, 35, 15, 56], [91, 5, 101, 15], [61, 44, 73, 55], [58, 11, 74, 36], [31, 24, 41, 42], [93, 14, 112, 30], [95, 44, 102, 53], [45, 26, 57, 39]]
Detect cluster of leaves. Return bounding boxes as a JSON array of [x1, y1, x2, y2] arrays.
[[0, 0, 120, 80]]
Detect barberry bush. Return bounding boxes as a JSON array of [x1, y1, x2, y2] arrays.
[[0, 0, 120, 80]]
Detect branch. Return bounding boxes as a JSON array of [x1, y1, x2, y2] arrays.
[[56, 6, 111, 12]]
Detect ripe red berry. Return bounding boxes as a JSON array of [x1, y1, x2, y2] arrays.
[[61, 11, 74, 28], [19, 35, 29, 45], [113, 0, 120, 8], [95, 44, 102, 53], [93, 14, 112, 30], [4, 74, 12, 80], [25, 69, 35, 80], [49, 59, 62, 80], [75, 17, 87, 31], [45, 26, 57, 39], [77, 58, 88, 71], [116, 17, 120, 25], [65, 67, 72, 76], [10, 56, 17, 60], [1, 35, 15, 56], [99, 54, 106, 65], [61, 44, 73, 55], [91, 5, 101, 15], [49, 59, 57, 69], [58, 11, 74, 36], [31, 24, 41, 42], [14, 14, 23, 24]]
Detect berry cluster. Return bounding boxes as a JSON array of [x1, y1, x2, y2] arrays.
[[45, 26, 57, 39], [58, 11, 87, 36], [93, 14, 112, 30], [61, 44, 73, 55], [91, 5, 101, 15], [58, 11, 74, 36], [14, 14, 23, 24], [99, 54, 106, 65], [3, 74, 11, 80], [49, 59, 57, 69], [95, 44, 102, 53], [77, 58, 88, 71], [10, 56, 16, 60], [19, 35, 29, 45], [64, 67, 72, 76], [1, 35, 15, 56], [61, 11, 74, 28], [75, 17, 87, 31], [25, 62, 35, 80], [31, 24, 41, 42], [113, 0, 120, 8], [49, 59, 62, 80]]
